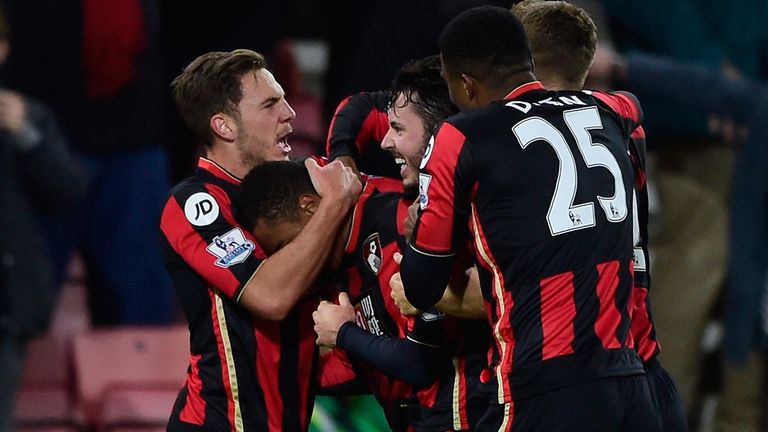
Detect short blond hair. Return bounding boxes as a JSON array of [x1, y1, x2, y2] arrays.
[[512, 0, 597, 87]]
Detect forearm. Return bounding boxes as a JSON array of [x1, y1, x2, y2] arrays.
[[401, 245, 454, 311], [336, 322, 440, 387], [240, 202, 348, 320], [436, 268, 485, 319]]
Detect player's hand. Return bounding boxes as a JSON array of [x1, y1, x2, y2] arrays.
[[333, 155, 360, 175], [306, 158, 362, 209], [403, 201, 419, 244], [389, 252, 421, 316], [0, 91, 27, 133], [313, 292, 356, 347]]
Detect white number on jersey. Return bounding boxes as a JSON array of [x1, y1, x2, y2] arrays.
[[512, 106, 628, 236]]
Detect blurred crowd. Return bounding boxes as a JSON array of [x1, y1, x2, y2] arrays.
[[1, 0, 767, 431]]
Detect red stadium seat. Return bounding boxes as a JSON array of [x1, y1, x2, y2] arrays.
[[13, 387, 78, 429], [71, 326, 188, 431]]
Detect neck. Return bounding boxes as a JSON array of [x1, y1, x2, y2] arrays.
[[206, 142, 250, 179], [539, 74, 584, 92], [479, 70, 537, 106]]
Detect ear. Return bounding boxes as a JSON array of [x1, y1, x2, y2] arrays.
[[210, 113, 238, 142], [461, 73, 478, 103], [298, 194, 320, 218]]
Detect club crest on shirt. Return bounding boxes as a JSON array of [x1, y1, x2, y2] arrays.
[[353, 294, 384, 336], [206, 227, 255, 268], [363, 233, 382, 275], [418, 173, 432, 210]]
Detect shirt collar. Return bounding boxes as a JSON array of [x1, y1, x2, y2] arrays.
[[198, 157, 241, 185], [503, 81, 545, 100]]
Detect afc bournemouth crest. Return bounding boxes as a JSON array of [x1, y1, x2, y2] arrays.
[[362, 233, 383, 275], [206, 227, 255, 268]]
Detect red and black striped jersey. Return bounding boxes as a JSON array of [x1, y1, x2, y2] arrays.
[[402, 82, 646, 403], [161, 157, 318, 432], [326, 91, 400, 179], [627, 126, 660, 363], [327, 180, 489, 431]]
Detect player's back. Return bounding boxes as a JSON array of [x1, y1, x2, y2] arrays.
[[428, 83, 644, 400], [452, 87, 635, 286]]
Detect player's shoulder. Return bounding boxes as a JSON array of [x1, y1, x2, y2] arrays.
[[168, 173, 211, 200], [583, 89, 643, 123], [358, 181, 404, 225], [361, 174, 403, 194], [586, 89, 641, 107], [443, 102, 503, 131], [361, 181, 403, 214], [443, 88, 566, 130], [164, 172, 231, 218]]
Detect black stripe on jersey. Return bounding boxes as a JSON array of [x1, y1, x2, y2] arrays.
[[615, 260, 634, 348], [574, 266, 601, 352], [279, 307, 302, 432]]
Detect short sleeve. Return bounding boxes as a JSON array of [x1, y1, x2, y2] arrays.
[[160, 182, 265, 300]]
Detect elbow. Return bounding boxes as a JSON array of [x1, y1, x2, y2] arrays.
[[261, 302, 292, 321], [245, 297, 293, 321]]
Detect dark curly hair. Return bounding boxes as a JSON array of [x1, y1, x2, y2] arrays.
[[388, 55, 458, 138]]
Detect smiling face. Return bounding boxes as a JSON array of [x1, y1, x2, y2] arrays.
[[380, 92, 429, 195], [234, 69, 296, 169]]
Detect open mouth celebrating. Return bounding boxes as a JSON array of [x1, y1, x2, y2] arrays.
[[277, 137, 292, 153], [277, 129, 293, 154], [394, 156, 408, 178]]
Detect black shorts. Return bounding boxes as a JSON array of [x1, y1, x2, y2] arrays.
[[474, 375, 661, 432], [645, 358, 687, 432]]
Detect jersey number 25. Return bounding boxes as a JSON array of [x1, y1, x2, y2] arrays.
[[512, 106, 627, 236]]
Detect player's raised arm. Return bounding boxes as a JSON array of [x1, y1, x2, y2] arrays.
[[238, 159, 361, 320]]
